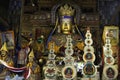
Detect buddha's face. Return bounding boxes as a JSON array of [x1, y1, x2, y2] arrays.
[[61, 18, 72, 34], [1, 51, 7, 57]]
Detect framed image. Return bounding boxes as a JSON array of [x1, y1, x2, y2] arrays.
[[102, 26, 119, 45], [83, 52, 95, 62], [2, 31, 15, 49]]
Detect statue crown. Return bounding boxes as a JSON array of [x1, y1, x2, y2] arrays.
[[59, 4, 74, 16]]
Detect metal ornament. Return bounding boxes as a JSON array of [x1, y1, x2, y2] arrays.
[[105, 44, 111, 48], [62, 35, 77, 79], [83, 53, 95, 62], [103, 30, 118, 80], [85, 31, 92, 38], [63, 56, 74, 65], [65, 48, 74, 56], [84, 46, 94, 53], [85, 39, 93, 46], [48, 53, 56, 60], [49, 49, 54, 54], [44, 42, 57, 80], [104, 56, 115, 65], [65, 43, 73, 50], [105, 38, 110, 44], [66, 38, 72, 43], [44, 67, 57, 79], [104, 35, 115, 65], [104, 47, 113, 56], [82, 28, 97, 77]]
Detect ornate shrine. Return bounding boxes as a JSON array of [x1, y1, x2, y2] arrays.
[[0, 0, 119, 80]]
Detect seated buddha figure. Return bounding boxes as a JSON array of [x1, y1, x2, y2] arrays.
[[27, 49, 40, 80], [47, 4, 84, 56], [0, 42, 14, 80]]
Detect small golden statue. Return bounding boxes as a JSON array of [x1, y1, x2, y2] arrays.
[[0, 42, 14, 79], [27, 49, 40, 80]]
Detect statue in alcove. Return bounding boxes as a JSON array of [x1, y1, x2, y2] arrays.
[[26, 49, 40, 80], [0, 42, 14, 79], [47, 4, 84, 56]]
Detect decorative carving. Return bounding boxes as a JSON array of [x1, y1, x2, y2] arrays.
[[103, 31, 118, 80]]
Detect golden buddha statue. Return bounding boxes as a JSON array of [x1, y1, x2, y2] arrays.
[[59, 4, 74, 34], [0, 42, 14, 79], [47, 4, 84, 55], [27, 49, 40, 80]]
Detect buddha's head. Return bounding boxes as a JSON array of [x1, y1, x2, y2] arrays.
[[59, 4, 74, 34], [61, 17, 72, 34]]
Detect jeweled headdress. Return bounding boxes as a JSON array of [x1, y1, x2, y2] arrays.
[[59, 4, 74, 16]]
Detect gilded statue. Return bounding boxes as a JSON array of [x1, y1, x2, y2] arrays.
[[59, 4, 75, 34], [0, 42, 14, 79], [27, 49, 40, 80], [47, 4, 84, 54]]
